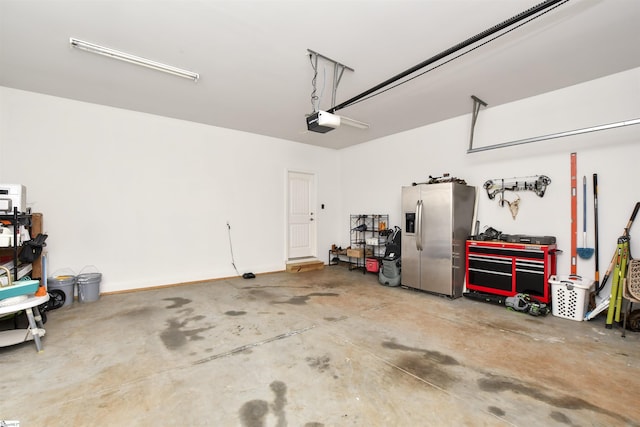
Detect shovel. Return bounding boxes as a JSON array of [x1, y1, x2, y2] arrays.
[[577, 176, 594, 259]]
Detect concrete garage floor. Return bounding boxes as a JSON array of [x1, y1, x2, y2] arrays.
[[1, 266, 639, 426]]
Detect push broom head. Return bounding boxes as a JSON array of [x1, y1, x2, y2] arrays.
[[577, 246, 594, 259]]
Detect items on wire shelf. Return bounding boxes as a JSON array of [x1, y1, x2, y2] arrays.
[[349, 214, 389, 273]]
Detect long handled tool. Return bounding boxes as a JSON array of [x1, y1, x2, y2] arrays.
[[606, 236, 630, 328], [586, 202, 639, 321], [593, 174, 600, 285], [597, 202, 640, 294], [570, 153, 578, 275], [577, 176, 594, 259]]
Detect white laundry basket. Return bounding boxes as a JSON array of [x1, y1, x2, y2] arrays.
[[549, 275, 594, 321]]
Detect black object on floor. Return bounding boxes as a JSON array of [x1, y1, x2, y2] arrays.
[[463, 291, 506, 306], [242, 273, 256, 279], [47, 289, 66, 310]]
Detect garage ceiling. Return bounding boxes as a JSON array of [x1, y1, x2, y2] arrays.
[[1, 0, 639, 150]]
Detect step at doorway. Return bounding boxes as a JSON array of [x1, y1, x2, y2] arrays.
[[286, 258, 324, 273]]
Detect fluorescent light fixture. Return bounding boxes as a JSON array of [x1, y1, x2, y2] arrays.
[[340, 115, 369, 129], [69, 38, 199, 81]]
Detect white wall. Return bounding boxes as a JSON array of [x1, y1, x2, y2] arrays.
[[0, 88, 342, 292], [339, 68, 640, 294], [2, 67, 639, 295]]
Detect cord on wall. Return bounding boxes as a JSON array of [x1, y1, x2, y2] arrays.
[[227, 222, 255, 279], [226, 222, 240, 276]]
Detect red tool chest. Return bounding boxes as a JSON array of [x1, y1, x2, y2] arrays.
[[465, 240, 558, 303]]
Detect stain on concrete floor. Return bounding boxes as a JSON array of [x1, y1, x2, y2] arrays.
[[160, 316, 214, 350], [3, 268, 639, 426], [272, 292, 339, 305]]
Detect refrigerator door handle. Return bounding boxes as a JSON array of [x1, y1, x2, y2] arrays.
[[416, 200, 423, 251]]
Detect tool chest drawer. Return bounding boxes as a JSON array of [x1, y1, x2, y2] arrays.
[[465, 240, 557, 303]]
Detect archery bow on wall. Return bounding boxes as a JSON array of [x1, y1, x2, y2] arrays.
[[483, 175, 551, 219]]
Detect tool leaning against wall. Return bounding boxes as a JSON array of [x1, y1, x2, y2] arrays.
[[577, 176, 594, 260], [585, 201, 640, 322]]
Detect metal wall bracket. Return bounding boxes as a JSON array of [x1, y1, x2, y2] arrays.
[[469, 95, 487, 150]]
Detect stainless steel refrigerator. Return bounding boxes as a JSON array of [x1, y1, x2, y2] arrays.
[[401, 182, 476, 298]]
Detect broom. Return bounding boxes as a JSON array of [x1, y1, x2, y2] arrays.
[[577, 176, 594, 259]]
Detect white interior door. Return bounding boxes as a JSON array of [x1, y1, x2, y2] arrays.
[[287, 171, 316, 259]]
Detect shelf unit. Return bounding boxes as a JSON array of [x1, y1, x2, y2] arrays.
[[349, 214, 389, 273], [328, 248, 348, 266], [0, 209, 43, 282]]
